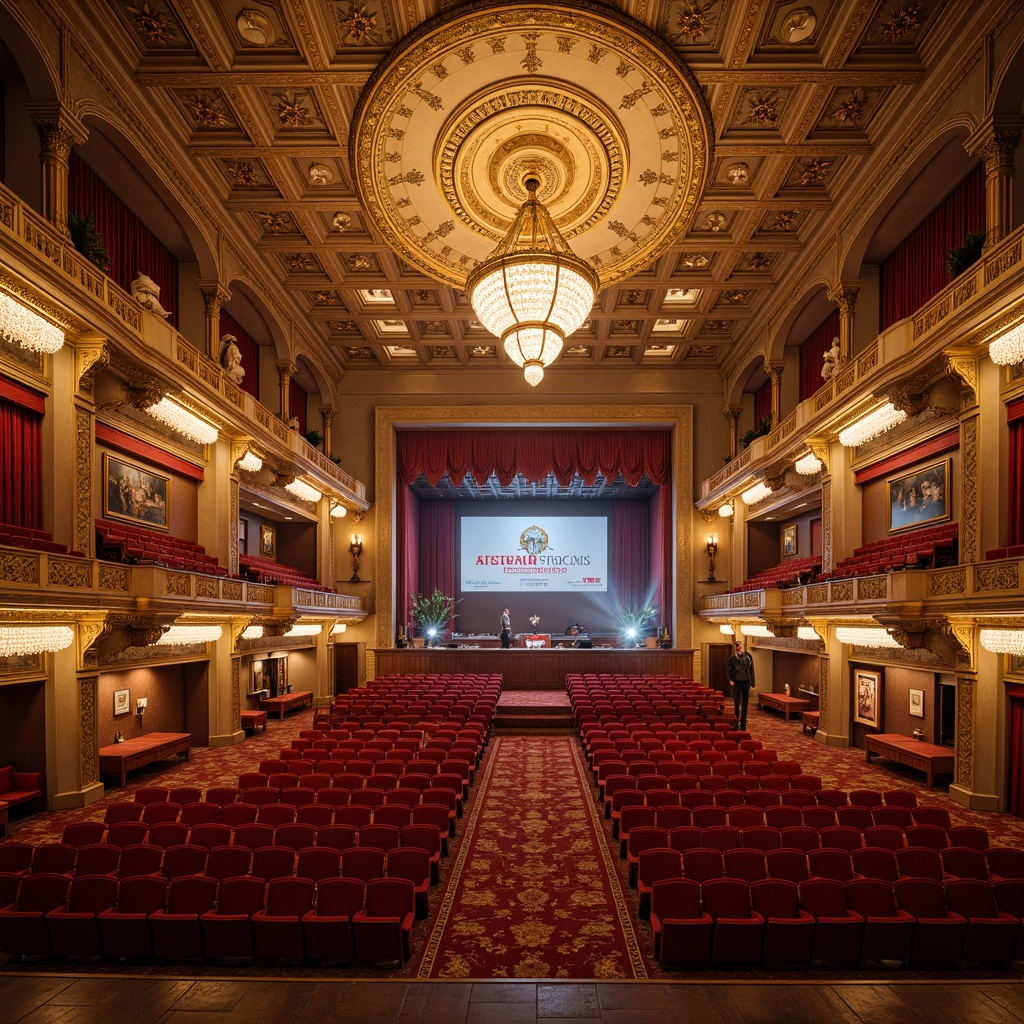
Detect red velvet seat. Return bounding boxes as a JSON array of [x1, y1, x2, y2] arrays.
[[232, 823, 275, 851], [940, 846, 989, 880], [250, 846, 296, 883], [251, 876, 316, 961], [845, 878, 915, 963], [682, 847, 724, 883], [46, 873, 118, 958], [636, 847, 683, 920], [724, 848, 767, 883], [117, 843, 163, 880], [752, 878, 814, 962], [985, 847, 1024, 881], [763, 805, 802, 829], [29, 843, 77, 877], [61, 823, 107, 849], [852, 847, 899, 883], [386, 846, 432, 918], [352, 877, 415, 963], [894, 877, 966, 962], [104, 801, 144, 826], [944, 878, 1019, 962], [703, 877, 764, 961], [204, 845, 252, 881], [626, 826, 669, 887], [301, 876, 364, 962], [801, 806, 836, 830], [0, 872, 70, 958], [150, 873, 218, 959], [316, 824, 359, 854], [97, 874, 168, 958], [341, 847, 386, 883], [200, 875, 267, 960], [808, 848, 856, 883], [799, 878, 864, 961], [650, 877, 710, 964], [401, 824, 443, 884]]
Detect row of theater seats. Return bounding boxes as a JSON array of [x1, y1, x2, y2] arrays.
[[730, 555, 821, 593], [238, 553, 333, 592], [0, 521, 81, 556], [649, 876, 1024, 965], [95, 518, 229, 576], [821, 522, 959, 579], [0, 872, 419, 964]]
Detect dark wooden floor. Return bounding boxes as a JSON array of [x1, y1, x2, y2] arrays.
[[2, 976, 1024, 1023]]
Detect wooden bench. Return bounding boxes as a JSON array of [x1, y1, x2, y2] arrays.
[[865, 733, 954, 787], [756, 692, 810, 721], [97, 732, 191, 787], [259, 690, 314, 719], [240, 710, 268, 733], [802, 710, 820, 735]]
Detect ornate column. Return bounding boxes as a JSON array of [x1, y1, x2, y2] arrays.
[[319, 404, 335, 455], [276, 361, 295, 421], [828, 282, 859, 363], [966, 118, 1023, 249], [28, 106, 87, 237], [946, 353, 982, 564], [766, 362, 784, 426], [725, 406, 741, 460], [198, 282, 232, 362]]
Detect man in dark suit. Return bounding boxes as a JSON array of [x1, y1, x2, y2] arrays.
[[726, 641, 756, 730], [500, 608, 511, 649]]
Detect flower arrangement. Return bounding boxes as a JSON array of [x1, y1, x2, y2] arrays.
[[530, 614, 540, 630], [410, 587, 456, 646]]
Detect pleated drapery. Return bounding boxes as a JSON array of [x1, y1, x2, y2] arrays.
[[879, 164, 984, 331], [1007, 399, 1024, 547], [1008, 684, 1024, 819], [218, 311, 261, 398], [289, 380, 307, 434], [799, 309, 840, 401], [419, 501, 457, 634], [68, 153, 179, 328], [0, 392, 43, 529], [397, 429, 670, 487]]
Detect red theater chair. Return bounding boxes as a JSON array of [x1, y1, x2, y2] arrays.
[[401, 824, 443, 884], [46, 873, 119, 958], [724, 848, 767, 884], [204, 845, 252, 881], [352, 877, 416, 964], [650, 878, 710, 964], [74, 843, 121, 877], [97, 874, 168, 959], [703, 877, 764, 962], [251, 877, 316, 961], [893, 877, 966, 962], [61, 823, 106, 849], [799, 878, 864, 962], [851, 847, 899, 883], [944, 878, 1019, 963], [29, 843, 77, 877], [845, 878, 915, 963], [386, 847, 432, 918], [250, 847, 296, 883], [0, 873, 70, 959], [161, 844, 208, 880], [200, 875, 267, 960], [301, 876, 364, 963], [752, 878, 814, 962], [149, 874, 219, 959], [636, 848, 683, 920], [295, 846, 341, 883]]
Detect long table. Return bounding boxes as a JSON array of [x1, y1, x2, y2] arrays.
[[372, 648, 694, 688], [260, 690, 314, 718], [98, 732, 191, 787], [757, 692, 810, 721], [865, 733, 955, 787]]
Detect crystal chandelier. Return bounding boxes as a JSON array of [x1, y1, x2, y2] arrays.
[[0, 625, 74, 657], [835, 626, 903, 648], [466, 178, 599, 387], [989, 321, 1024, 366], [979, 628, 1024, 655], [0, 292, 64, 354], [145, 397, 219, 445], [795, 452, 822, 475], [838, 402, 907, 447], [285, 623, 322, 637], [740, 624, 774, 637], [741, 481, 772, 506], [156, 625, 223, 645], [285, 479, 322, 503]]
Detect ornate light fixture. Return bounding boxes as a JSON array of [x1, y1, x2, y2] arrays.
[[156, 625, 223, 645], [0, 625, 74, 657], [705, 533, 719, 581], [241, 625, 264, 640], [797, 626, 820, 641], [989, 321, 1024, 366], [285, 623, 322, 637], [979, 628, 1024, 655], [718, 501, 735, 518], [331, 623, 347, 635], [741, 481, 772, 506], [145, 397, 218, 444], [719, 624, 735, 635], [0, 292, 64, 354], [285, 479, 322, 503], [330, 502, 348, 519], [349, 533, 364, 582], [237, 451, 263, 473], [795, 452, 822, 475], [838, 402, 907, 447], [466, 178, 599, 387], [740, 624, 774, 637], [835, 626, 903, 648]]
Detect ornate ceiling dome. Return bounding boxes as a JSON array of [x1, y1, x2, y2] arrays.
[[350, 0, 714, 291]]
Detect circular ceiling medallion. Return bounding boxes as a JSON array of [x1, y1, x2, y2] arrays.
[[350, 0, 713, 290]]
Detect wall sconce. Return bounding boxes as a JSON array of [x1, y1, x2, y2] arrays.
[[706, 533, 719, 581], [349, 534, 364, 582], [718, 501, 734, 518], [136, 697, 147, 717]]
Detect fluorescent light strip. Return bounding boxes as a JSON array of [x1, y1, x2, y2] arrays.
[[286, 623, 322, 637], [740, 624, 774, 637]]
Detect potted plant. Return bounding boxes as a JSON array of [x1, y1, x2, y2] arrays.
[[618, 602, 656, 647], [946, 229, 986, 279], [67, 211, 112, 273], [739, 416, 772, 449], [303, 429, 324, 449], [410, 587, 456, 647]]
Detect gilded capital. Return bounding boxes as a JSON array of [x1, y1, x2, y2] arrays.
[[198, 282, 232, 315]]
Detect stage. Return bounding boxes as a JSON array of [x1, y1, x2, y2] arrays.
[[372, 647, 694, 689]]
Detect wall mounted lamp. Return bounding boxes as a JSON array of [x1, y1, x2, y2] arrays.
[[349, 534, 364, 582], [706, 533, 719, 581]]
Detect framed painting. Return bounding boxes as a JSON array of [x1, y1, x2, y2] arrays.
[[909, 688, 925, 718], [103, 453, 170, 531], [854, 669, 881, 727], [260, 523, 276, 557], [887, 458, 951, 534], [113, 688, 130, 716], [250, 662, 266, 695], [782, 524, 798, 556]]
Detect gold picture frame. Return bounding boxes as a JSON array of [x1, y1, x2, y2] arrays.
[[103, 453, 170, 531], [113, 688, 131, 716], [854, 669, 881, 727], [887, 458, 951, 534], [260, 523, 276, 557], [782, 524, 798, 557]]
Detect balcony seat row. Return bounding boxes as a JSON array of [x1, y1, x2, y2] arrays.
[[821, 523, 958, 580], [0, 521, 83, 557], [95, 519, 229, 576], [239, 553, 333, 592], [731, 556, 821, 593]]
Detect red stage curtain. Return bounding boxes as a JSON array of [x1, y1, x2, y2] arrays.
[[396, 487, 420, 639], [1008, 685, 1024, 819], [0, 395, 43, 529], [419, 502, 456, 632], [879, 164, 984, 331], [650, 483, 673, 633], [289, 380, 307, 434], [613, 501, 649, 615], [398, 429, 670, 486], [1009, 416, 1024, 547], [218, 311, 260, 398], [799, 309, 840, 401], [754, 380, 771, 425], [68, 153, 179, 328]]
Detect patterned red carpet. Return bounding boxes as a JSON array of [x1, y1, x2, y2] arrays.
[[419, 735, 646, 978], [496, 691, 571, 708]]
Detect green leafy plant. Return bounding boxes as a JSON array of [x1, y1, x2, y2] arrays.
[[303, 429, 324, 448], [946, 229, 986, 279], [410, 587, 457, 644], [67, 211, 111, 273], [739, 415, 772, 449]]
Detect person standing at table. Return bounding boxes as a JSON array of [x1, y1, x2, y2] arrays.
[[500, 608, 511, 649], [726, 641, 756, 730]]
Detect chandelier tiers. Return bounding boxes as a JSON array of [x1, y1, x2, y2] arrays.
[[466, 179, 599, 387]]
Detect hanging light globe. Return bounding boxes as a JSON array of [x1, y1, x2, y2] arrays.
[[466, 177, 599, 387]]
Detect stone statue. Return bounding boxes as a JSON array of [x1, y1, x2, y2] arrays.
[[821, 336, 841, 380], [288, 416, 301, 431], [130, 273, 171, 319], [219, 333, 245, 385]]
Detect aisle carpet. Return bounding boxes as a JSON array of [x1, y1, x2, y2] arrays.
[[419, 736, 648, 979]]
